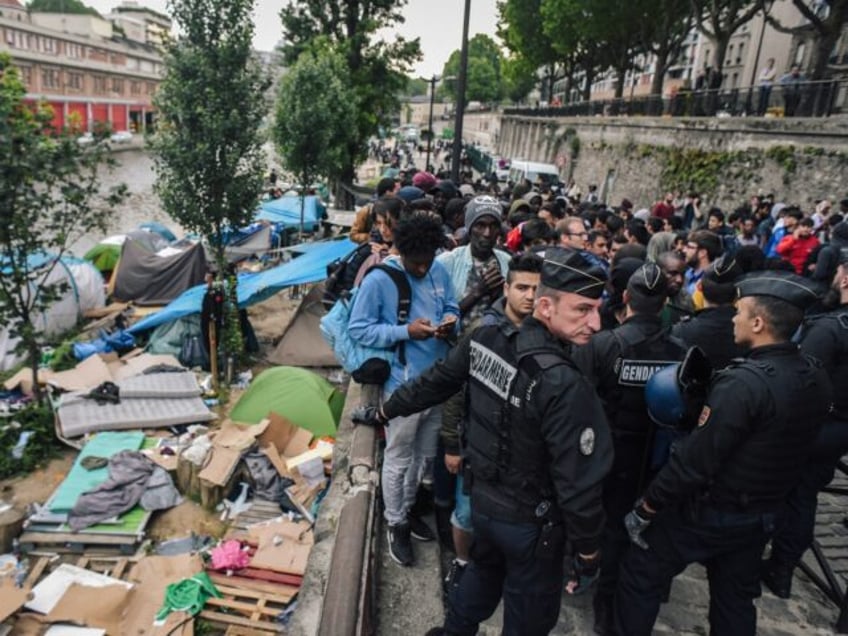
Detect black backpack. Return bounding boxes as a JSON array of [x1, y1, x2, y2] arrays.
[[322, 242, 373, 311]]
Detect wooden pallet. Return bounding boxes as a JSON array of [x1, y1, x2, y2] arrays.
[[18, 530, 141, 555], [199, 582, 292, 633], [227, 500, 284, 534]]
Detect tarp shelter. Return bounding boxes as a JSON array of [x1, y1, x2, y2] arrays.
[[128, 238, 357, 334], [84, 229, 171, 275], [0, 255, 105, 371], [111, 239, 207, 306], [138, 221, 178, 243], [269, 285, 336, 367], [229, 366, 343, 437], [255, 195, 325, 232]]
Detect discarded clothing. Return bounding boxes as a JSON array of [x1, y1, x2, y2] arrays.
[[155, 571, 221, 622], [68, 450, 182, 530], [209, 539, 250, 571], [243, 450, 285, 502]]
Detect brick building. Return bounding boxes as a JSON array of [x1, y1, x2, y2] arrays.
[[0, 0, 167, 133]]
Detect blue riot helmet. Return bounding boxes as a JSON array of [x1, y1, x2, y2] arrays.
[[645, 363, 687, 430]]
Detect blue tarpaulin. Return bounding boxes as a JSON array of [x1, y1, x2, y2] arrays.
[[127, 238, 356, 334], [256, 195, 325, 230]]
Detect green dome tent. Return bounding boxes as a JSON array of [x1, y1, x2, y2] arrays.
[[230, 367, 344, 437]]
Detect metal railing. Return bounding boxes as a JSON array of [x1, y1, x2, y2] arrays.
[[505, 79, 848, 119]]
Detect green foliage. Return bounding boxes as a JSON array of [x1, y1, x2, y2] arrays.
[[691, 0, 763, 73], [280, 0, 421, 194], [498, 0, 559, 82], [501, 56, 537, 104], [273, 44, 356, 236], [0, 404, 59, 479], [152, 0, 268, 368], [0, 53, 125, 402], [440, 34, 505, 104], [765, 145, 797, 174], [404, 77, 429, 97], [27, 0, 100, 15]]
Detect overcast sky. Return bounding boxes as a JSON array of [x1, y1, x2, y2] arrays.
[[85, 0, 500, 77]]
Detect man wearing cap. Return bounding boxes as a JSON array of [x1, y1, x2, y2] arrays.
[[763, 248, 848, 598], [672, 254, 747, 370], [570, 263, 687, 635], [358, 248, 613, 635], [615, 270, 832, 636]]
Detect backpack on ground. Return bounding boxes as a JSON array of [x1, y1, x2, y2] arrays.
[[319, 263, 411, 385]]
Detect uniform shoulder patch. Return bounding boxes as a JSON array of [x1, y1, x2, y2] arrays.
[[697, 405, 711, 428], [579, 428, 595, 455]]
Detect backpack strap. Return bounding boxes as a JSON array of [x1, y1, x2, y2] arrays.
[[370, 263, 413, 365]]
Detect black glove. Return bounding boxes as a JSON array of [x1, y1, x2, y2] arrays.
[[351, 405, 387, 428], [624, 500, 656, 550], [565, 552, 600, 596]]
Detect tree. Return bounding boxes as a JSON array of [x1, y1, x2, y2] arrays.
[[0, 53, 125, 401], [274, 45, 356, 239], [404, 77, 429, 98], [152, 0, 268, 365], [27, 0, 100, 15], [501, 55, 538, 103], [280, 0, 421, 207], [440, 34, 505, 104], [541, 0, 605, 101], [498, 0, 565, 99], [692, 0, 765, 77], [639, 0, 695, 96], [768, 0, 848, 80]]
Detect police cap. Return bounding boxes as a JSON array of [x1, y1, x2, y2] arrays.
[[838, 247, 848, 266], [703, 253, 743, 284], [735, 270, 820, 309], [627, 262, 668, 298], [541, 247, 607, 298]]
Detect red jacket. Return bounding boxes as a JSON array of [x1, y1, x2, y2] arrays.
[[776, 234, 819, 274]]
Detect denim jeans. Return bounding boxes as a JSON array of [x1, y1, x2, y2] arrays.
[[382, 406, 442, 526]]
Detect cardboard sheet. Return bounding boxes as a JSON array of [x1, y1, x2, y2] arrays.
[[26, 564, 133, 615], [213, 419, 269, 451], [46, 583, 131, 634], [122, 553, 201, 636], [249, 541, 312, 576], [257, 413, 313, 459], [198, 446, 242, 487], [0, 577, 31, 622]]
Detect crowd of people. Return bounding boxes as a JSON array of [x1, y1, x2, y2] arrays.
[[342, 169, 847, 636]]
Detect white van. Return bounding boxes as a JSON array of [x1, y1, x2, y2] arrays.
[[507, 160, 561, 187]]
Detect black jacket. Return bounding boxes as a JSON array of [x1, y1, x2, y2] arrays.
[[672, 305, 748, 371], [383, 317, 613, 554], [800, 305, 848, 420], [645, 342, 832, 512]]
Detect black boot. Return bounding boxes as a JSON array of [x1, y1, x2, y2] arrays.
[[592, 592, 615, 636], [761, 558, 793, 599]]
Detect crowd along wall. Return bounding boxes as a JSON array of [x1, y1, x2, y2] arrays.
[[495, 115, 848, 211]]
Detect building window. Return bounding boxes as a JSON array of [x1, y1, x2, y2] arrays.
[[41, 67, 61, 90], [5, 29, 13, 45], [131, 80, 141, 95], [67, 71, 83, 91], [737, 43, 744, 65], [19, 65, 32, 86], [94, 75, 107, 94], [146, 81, 155, 94], [111, 77, 124, 94], [43, 37, 55, 53]]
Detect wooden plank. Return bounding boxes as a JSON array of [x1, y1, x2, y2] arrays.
[[237, 567, 302, 587], [198, 610, 281, 633], [19, 531, 138, 546], [204, 597, 280, 618], [207, 573, 298, 602], [251, 598, 267, 622], [212, 584, 296, 605], [23, 557, 50, 588]]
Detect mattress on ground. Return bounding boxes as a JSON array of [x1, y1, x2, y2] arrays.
[[56, 370, 213, 438], [50, 431, 146, 513]]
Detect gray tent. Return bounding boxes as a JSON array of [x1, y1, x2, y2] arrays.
[[111, 239, 207, 306]]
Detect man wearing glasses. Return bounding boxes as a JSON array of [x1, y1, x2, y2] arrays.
[[557, 217, 590, 251]]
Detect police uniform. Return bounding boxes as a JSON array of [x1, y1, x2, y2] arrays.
[[672, 254, 747, 370], [381, 249, 613, 636], [614, 271, 833, 636], [764, 254, 848, 596], [571, 263, 687, 633]]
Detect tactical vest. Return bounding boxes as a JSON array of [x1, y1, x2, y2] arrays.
[[706, 352, 831, 511], [800, 308, 848, 420], [463, 324, 571, 523], [603, 320, 687, 437]]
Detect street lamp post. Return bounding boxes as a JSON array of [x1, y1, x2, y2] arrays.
[[451, 0, 471, 184], [425, 74, 439, 173]]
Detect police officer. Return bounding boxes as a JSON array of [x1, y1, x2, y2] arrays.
[[615, 270, 832, 636], [359, 248, 613, 635], [763, 248, 848, 598], [672, 253, 747, 370], [571, 262, 687, 635]]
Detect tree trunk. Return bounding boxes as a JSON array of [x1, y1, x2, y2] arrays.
[[651, 44, 671, 96], [712, 34, 730, 81], [808, 25, 840, 81], [614, 66, 627, 100], [28, 341, 41, 405], [582, 69, 594, 102]]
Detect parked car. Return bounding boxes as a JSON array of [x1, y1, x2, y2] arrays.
[[76, 132, 94, 146], [110, 130, 133, 143]]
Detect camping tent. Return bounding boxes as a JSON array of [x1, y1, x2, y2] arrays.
[[0, 256, 105, 371], [229, 366, 343, 437], [111, 239, 207, 306], [255, 195, 325, 231], [84, 229, 171, 275], [128, 238, 356, 334]]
